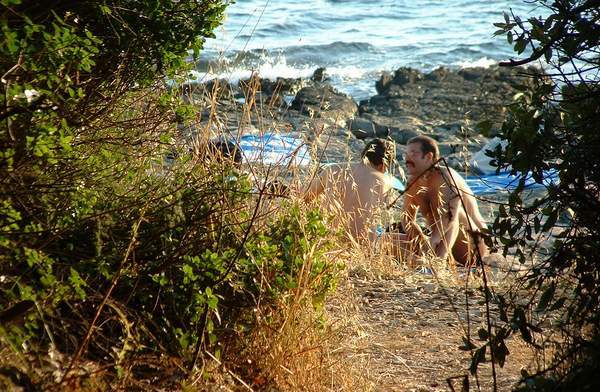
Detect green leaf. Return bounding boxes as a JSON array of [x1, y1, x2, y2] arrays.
[[544, 46, 552, 63], [459, 336, 477, 351], [99, 4, 112, 14], [514, 38, 527, 54], [549, 297, 566, 311], [1, 0, 22, 6], [494, 339, 509, 367], [542, 209, 558, 232], [470, 346, 486, 375], [476, 119, 493, 137], [536, 282, 556, 312], [477, 327, 489, 341]]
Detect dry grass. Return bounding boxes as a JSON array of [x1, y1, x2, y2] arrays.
[[0, 73, 552, 391], [322, 244, 546, 392], [179, 78, 545, 391]]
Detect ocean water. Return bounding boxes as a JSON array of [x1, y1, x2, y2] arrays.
[[198, 0, 547, 100]]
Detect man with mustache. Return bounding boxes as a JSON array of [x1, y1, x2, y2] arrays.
[[402, 135, 488, 266], [304, 138, 397, 245]]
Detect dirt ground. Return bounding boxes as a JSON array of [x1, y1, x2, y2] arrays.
[[327, 255, 539, 392]]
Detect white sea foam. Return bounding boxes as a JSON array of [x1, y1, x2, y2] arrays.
[[326, 65, 368, 79], [456, 57, 498, 69], [173, 56, 370, 87]]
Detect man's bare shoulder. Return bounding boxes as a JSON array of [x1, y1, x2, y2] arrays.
[[434, 166, 468, 188], [322, 162, 355, 175]]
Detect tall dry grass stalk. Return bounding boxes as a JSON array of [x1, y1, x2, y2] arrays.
[[171, 73, 377, 390]]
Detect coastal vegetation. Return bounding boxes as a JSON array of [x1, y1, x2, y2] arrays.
[[1, 0, 347, 389], [476, 0, 600, 390], [1, 0, 599, 390]]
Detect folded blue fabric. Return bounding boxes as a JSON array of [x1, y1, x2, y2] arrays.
[[235, 132, 311, 167], [466, 169, 559, 195]]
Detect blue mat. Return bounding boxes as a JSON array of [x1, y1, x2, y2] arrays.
[[236, 132, 311, 167], [385, 170, 558, 195], [466, 169, 559, 195], [232, 133, 557, 196], [385, 173, 405, 192]]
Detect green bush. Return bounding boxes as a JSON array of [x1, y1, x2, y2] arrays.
[[1, 0, 341, 389], [469, 1, 600, 390]]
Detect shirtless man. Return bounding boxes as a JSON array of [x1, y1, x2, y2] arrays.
[[402, 135, 488, 265], [304, 138, 396, 244]]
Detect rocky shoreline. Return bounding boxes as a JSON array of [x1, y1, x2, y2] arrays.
[[182, 65, 537, 173]]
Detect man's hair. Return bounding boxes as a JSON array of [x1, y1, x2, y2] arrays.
[[361, 138, 396, 168], [407, 135, 439, 161]]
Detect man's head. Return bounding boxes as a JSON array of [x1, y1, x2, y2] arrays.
[[405, 135, 439, 177], [361, 138, 396, 172]]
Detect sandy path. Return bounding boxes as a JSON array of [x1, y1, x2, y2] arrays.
[[328, 265, 536, 391]]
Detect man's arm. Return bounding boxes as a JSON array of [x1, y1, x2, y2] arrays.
[[401, 191, 429, 255], [432, 192, 462, 259]]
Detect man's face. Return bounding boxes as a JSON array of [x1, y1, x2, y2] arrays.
[[405, 142, 432, 176]]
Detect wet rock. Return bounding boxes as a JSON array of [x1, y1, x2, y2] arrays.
[[201, 78, 236, 100], [425, 66, 450, 82], [392, 67, 425, 87], [312, 67, 328, 82], [291, 85, 358, 125], [375, 71, 394, 95], [349, 117, 377, 139], [369, 95, 388, 105], [458, 67, 487, 81]]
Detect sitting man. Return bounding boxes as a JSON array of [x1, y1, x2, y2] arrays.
[[304, 138, 397, 244], [402, 135, 488, 266]]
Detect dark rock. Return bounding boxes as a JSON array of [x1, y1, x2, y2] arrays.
[[376, 68, 425, 97], [369, 95, 388, 105], [349, 117, 377, 139], [425, 67, 450, 82], [458, 67, 486, 81], [376, 71, 393, 95], [437, 142, 461, 156], [388, 128, 420, 145], [312, 67, 328, 82], [392, 67, 425, 86], [202, 78, 235, 100], [357, 114, 424, 144], [291, 85, 358, 124]]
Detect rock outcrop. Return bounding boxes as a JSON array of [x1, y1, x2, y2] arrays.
[[184, 65, 535, 170]]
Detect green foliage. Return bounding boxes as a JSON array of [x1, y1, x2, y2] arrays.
[[0, 0, 339, 388], [473, 0, 600, 389]]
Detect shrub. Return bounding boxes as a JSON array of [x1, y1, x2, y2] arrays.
[[1, 0, 342, 389], [469, 1, 600, 390]]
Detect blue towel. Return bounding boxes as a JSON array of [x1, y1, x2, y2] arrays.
[[385, 173, 405, 191], [230, 133, 558, 196], [236, 132, 311, 167], [466, 169, 559, 195]]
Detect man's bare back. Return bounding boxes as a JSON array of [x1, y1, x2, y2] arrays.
[[304, 139, 396, 244], [305, 162, 391, 243]]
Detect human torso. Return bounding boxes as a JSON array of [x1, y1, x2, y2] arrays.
[[323, 163, 389, 241], [406, 167, 465, 230]]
